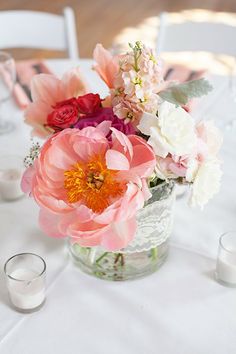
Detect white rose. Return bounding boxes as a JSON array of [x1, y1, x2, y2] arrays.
[[189, 159, 222, 209], [138, 101, 196, 158]]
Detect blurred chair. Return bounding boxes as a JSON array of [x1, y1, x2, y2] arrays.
[[157, 12, 236, 57], [0, 7, 79, 59]]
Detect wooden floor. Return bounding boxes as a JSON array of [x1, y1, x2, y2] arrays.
[[1, 0, 236, 59]]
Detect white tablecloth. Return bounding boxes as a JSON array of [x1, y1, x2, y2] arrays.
[[0, 59, 235, 354]]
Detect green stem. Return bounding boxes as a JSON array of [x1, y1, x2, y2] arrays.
[[121, 254, 125, 266], [151, 247, 158, 261], [95, 252, 108, 264], [134, 54, 139, 72], [114, 253, 121, 264], [114, 253, 125, 266]]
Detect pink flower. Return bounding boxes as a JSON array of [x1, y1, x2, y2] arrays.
[[94, 42, 165, 125], [75, 107, 136, 137], [25, 68, 87, 137], [112, 95, 142, 124], [185, 120, 223, 182], [93, 44, 119, 89], [155, 154, 189, 180], [196, 120, 223, 158], [22, 124, 156, 251]]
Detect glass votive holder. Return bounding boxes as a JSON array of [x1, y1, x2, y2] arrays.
[[0, 155, 24, 201], [215, 231, 236, 287], [4, 253, 46, 312]]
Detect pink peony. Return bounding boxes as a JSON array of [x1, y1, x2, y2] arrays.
[[21, 123, 156, 251], [25, 68, 87, 137], [74, 107, 136, 137]]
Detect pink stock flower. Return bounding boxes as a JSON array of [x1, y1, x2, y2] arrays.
[[112, 95, 142, 125], [93, 43, 165, 124], [21, 123, 156, 251], [25, 68, 87, 137]]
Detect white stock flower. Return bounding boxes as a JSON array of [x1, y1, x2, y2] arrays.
[[189, 159, 222, 209], [138, 101, 196, 158]]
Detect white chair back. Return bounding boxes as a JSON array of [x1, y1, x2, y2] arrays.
[[0, 7, 79, 59], [157, 12, 236, 57]]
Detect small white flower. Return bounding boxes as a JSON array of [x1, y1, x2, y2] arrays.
[[189, 159, 222, 209], [196, 120, 223, 157], [185, 158, 199, 182], [138, 101, 197, 158]]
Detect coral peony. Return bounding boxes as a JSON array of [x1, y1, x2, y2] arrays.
[[22, 123, 156, 251]]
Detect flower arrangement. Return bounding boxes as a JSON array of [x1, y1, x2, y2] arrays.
[[22, 42, 222, 255]]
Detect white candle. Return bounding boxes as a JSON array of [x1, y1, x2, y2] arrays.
[[216, 231, 236, 286], [8, 268, 45, 310], [216, 256, 236, 285], [0, 168, 24, 200]]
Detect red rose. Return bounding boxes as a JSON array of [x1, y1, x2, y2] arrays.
[[47, 98, 79, 129], [77, 93, 101, 114]]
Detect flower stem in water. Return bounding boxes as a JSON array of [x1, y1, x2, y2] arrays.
[[151, 247, 158, 261], [114, 253, 125, 266], [95, 252, 108, 264]]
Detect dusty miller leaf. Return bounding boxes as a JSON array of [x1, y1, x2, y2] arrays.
[[159, 78, 213, 106]]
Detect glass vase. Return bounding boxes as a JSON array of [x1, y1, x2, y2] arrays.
[[68, 181, 175, 281]]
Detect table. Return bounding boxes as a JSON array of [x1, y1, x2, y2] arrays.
[[0, 59, 235, 354]]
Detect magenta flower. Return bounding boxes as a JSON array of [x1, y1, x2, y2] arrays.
[[75, 107, 136, 137]]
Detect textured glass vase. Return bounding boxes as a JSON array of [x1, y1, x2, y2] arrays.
[[68, 181, 175, 281]]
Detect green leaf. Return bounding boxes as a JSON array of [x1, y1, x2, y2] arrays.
[[159, 78, 213, 106]]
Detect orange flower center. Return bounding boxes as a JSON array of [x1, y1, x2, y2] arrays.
[[64, 155, 124, 213]]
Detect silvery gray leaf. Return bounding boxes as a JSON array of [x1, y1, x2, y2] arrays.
[[159, 78, 213, 106]]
